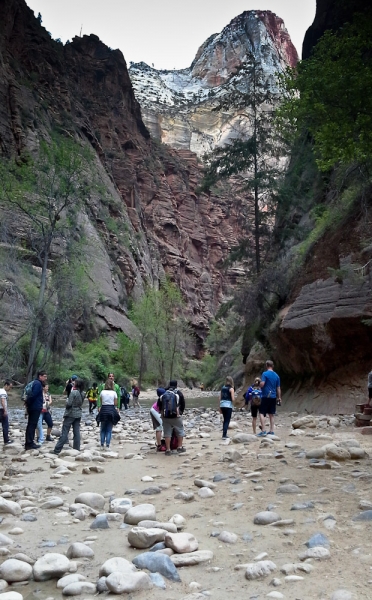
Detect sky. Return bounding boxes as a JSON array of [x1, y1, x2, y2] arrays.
[[25, 0, 316, 70]]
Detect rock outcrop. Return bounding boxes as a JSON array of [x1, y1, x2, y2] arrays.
[[129, 10, 297, 156]]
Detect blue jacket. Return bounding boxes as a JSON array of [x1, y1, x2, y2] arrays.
[[28, 379, 44, 411]]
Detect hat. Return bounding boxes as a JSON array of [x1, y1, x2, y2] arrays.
[[157, 387, 166, 397], [169, 380, 177, 388], [71, 375, 78, 380]]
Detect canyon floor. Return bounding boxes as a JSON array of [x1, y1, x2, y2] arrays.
[[0, 400, 371, 600]]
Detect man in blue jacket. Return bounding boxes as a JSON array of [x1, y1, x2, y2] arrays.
[[25, 371, 47, 450], [257, 360, 281, 437]]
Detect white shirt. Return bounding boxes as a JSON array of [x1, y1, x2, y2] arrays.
[[100, 390, 117, 406], [0, 388, 8, 411]]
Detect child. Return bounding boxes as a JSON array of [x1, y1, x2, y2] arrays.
[[244, 378, 262, 434]]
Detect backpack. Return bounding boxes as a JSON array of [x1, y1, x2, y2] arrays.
[[133, 386, 140, 397], [161, 389, 179, 418], [22, 381, 34, 403], [244, 388, 251, 402], [251, 388, 262, 406]]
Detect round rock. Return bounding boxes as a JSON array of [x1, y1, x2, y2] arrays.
[[164, 532, 198, 553], [0, 559, 32, 583], [245, 560, 277, 580], [33, 553, 70, 581], [253, 511, 281, 525], [99, 557, 136, 577], [124, 504, 156, 525], [106, 571, 152, 593], [74, 493, 105, 510], [128, 527, 167, 549], [62, 581, 96, 596], [66, 542, 94, 559]]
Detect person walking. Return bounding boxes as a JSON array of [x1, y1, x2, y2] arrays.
[[0, 380, 14, 446], [151, 387, 165, 450], [86, 383, 98, 414], [368, 368, 372, 405], [98, 373, 121, 408], [244, 377, 262, 434], [257, 360, 281, 437], [96, 379, 120, 448], [120, 386, 130, 410], [25, 371, 47, 450], [219, 376, 235, 439], [41, 384, 54, 442], [157, 380, 186, 455], [52, 378, 85, 454], [132, 384, 141, 408]]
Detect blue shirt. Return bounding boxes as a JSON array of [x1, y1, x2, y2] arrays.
[[261, 370, 280, 399], [28, 379, 44, 411]]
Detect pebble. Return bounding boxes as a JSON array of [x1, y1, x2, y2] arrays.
[[90, 515, 109, 529], [198, 487, 215, 498], [218, 531, 238, 544], [245, 560, 277, 580], [66, 542, 94, 558], [74, 492, 105, 510], [62, 581, 96, 596], [56, 574, 86, 588], [298, 546, 330, 561], [99, 557, 136, 577], [109, 498, 132, 514], [128, 527, 168, 549], [253, 511, 281, 525], [0, 499, 21, 517], [33, 553, 70, 581], [165, 532, 198, 553], [170, 550, 213, 566]]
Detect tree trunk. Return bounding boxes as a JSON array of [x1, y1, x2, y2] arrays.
[[26, 244, 50, 381]]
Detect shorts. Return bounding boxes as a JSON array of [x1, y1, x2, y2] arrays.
[[259, 397, 276, 416], [150, 407, 162, 432], [250, 404, 258, 418], [162, 416, 184, 438], [369, 388, 372, 400]]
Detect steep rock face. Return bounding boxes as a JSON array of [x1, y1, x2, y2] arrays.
[[129, 11, 297, 156], [0, 0, 246, 349]]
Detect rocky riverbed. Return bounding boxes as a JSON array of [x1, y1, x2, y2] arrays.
[[0, 405, 371, 600]]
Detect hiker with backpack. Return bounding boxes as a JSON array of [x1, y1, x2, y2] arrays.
[[132, 384, 141, 408], [157, 380, 186, 455], [52, 378, 85, 454], [24, 370, 47, 450], [86, 383, 98, 414], [120, 386, 130, 410], [219, 376, 235, 440], [257, 360, 281, 437], [244, 377, 262, 434]]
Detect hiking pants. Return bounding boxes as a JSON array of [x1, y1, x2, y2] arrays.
[[0, 409, 9, 443], [54, 417, 81, 453], [25, 409, 41, 448], [221, 407, 232, 438]]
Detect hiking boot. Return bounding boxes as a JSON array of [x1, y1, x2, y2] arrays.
[[165, 449, 172, 455], [267, 431, 275, 435], [177, 446, 186, 453], [256, 431, 267, 437], [25, 443, 40, 450], [46, 436, 54, 442]]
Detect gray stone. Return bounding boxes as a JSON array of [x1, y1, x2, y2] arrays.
[[0, 559, 32, 582], [33, 553, 70, 581], [124, 504, 156, 525], [0, 535, 13, 547], [21, 514, 37, 522], [40, 496, 64, 509], [245, 560, 277, 580], [291, 502, 315, 510], [62, 581, 96, 596], [128, 527, 167, 549], [106, 570, 152, 593], [138, 520, 177, 533], [142, 487, 162, 495], [66, 542, 94, 558], [149, 572, 166, 589], [223, 450, 242, 462], [96, 576, 108, 592], [198, 487, 215, 498], [232, 433, 258, 444], [194, 479, 216, 489], [90, 515, 109, 529], [253, 511, 281, 525], [305, 533, 329, 548], [74, 492, 105, 510], [298, 546, 330, 561], [174, 492, 195, 502], [352, 510, 372, 521], [213, 473, 228, 482], [132, 552, 181, 581], [306, 448, 325, 459]]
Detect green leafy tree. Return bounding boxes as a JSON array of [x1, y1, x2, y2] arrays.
[[201, 57, 286, 273], [278, 13, 372, 171], [0, 135, 91, 380]]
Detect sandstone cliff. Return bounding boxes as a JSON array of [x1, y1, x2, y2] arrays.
[[129, 11, 297, 156], [0, 0, 246, 353]]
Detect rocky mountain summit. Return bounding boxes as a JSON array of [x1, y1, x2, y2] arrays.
[[129, 10, 297, 155]]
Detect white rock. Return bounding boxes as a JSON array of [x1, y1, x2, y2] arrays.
[[124, 504, 156, 525], [74, 493, 105, 510], [169, 514, 186, 530], [198, 487, 215, 498], [0, 593, 23, 600], [33, 553, 70, 581], [245, 560, 277, 580], [137, 520, 177, 533], [66, 542, 94, 559], [298, 546, 330, 561], [0, 498, 21, 516], [0, 581, 8, 593], [253, 511, 281, 525], [194, 479, 216, 489], [57, 573, 87, 588], [62, 581, 97, 596], [170, 550, 213, 566], [40, 496, 64, 509], [232, 433, 258, 444], [128, 527, 167, 549], [223, 450, 242, 462], [285, 575, 304, 582], [109, 497, 132, 514], [0, 559, 32, 582], [218, 531, 238, 544], [99, 557, 136, 577], [106, 570, 152, 593], [165, 532, 198, 553], [266, 593, 284, 599], [0, 535, 13, 547]]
